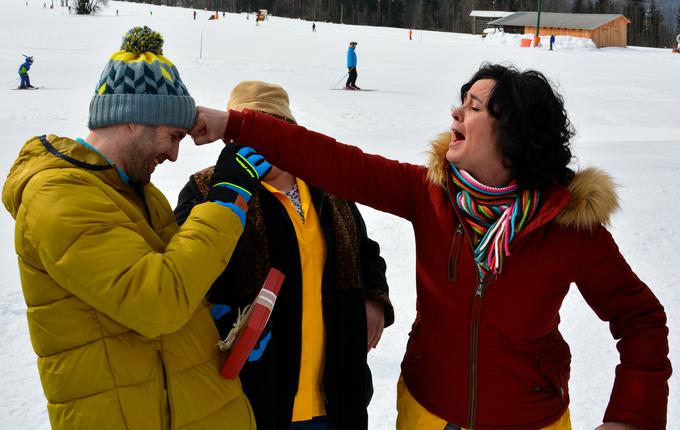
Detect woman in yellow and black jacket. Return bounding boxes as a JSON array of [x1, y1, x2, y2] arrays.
[[174, 81, 393, 430]]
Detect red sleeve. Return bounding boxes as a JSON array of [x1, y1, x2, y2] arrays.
[[225, 108, 427, 221], [575, 226, 671, 430]]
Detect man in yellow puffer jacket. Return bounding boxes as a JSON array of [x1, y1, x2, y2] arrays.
[[1, 26, 271, 430]]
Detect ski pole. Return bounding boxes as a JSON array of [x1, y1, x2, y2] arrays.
[[329, 72, 349, 90], [5, 77, 20, 85]]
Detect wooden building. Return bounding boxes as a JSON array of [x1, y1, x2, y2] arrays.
[[469, 10, 514, 35], [488, 12, 630, 48]]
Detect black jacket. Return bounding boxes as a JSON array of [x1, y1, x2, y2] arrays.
[[175, 172, 393, 430]]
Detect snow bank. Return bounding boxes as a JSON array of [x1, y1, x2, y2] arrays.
[[484, 32, 597, 50]]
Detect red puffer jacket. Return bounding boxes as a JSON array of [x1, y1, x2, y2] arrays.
[[224, 110, 671, 430]]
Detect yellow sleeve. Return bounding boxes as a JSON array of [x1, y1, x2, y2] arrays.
[[23, 171, 244, 338]]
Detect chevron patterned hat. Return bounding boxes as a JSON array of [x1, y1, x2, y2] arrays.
[[88, 26, 195, 129]]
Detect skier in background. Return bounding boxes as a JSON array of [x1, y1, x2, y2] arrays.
[[345, 41, 360, 90], [312, 22, 316, 32], [409, 29, 413, 40], [550, 34, 556, 51], [18, 55, 34, 89]]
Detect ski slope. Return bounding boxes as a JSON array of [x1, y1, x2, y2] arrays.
[[0, 1, 678, 428]]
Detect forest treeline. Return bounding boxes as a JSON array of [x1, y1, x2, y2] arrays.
[[120, 0, 680, 48]]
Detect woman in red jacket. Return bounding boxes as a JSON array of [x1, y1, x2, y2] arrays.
[[190, 64, 671, 430]]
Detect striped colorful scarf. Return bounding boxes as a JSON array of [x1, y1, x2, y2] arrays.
[[450, 163, 540, 276]]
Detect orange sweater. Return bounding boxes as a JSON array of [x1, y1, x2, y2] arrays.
[[262, 179, 327, 421]]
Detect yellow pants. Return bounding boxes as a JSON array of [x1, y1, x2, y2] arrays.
[[396, 377, 571, 430]]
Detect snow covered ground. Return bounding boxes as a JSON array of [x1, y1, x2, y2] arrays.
[[484, 31, 598, 50], [1, 1, 678, 428]]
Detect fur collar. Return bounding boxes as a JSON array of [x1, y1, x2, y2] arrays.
[[426, 131, 619, 231]]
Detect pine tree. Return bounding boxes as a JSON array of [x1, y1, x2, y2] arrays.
[[624, 0, 646, 46], [676, 6, 680, 35], [70, 0, 107, 14], [571, 0, 590, 13], [571, 0, 592, 14], [593, 0, 614, 14], [647, 0, 663, 47]]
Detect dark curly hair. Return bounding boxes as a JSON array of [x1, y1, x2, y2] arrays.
[[460, 64, 575, 190]]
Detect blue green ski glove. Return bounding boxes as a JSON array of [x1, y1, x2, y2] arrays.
[[208, 145, 272, 227]]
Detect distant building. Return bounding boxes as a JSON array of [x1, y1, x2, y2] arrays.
[[488, 12, 630, 48], [469, 10, 514, 35], [124, 1, 228, 11]]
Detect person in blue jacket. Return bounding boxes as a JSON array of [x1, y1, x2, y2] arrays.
[[18, 55, 34, 89], [345, 41, 360, 90], [550, 34, 556, 51]]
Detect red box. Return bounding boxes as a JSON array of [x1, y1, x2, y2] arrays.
[[219, 268, 285, 379]]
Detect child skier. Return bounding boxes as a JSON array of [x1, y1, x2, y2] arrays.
[[18, 55, 34, 89]]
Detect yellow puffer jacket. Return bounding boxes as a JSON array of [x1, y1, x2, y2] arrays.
[[2, 135, 256, 430]]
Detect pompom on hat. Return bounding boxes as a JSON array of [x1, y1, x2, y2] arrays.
[[88, 26, 195, 129], [227, 81, 296, 124]]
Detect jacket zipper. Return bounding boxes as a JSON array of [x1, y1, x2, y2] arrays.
[[159, 345, 174, 429], [446, 173, 489, 429], [468, 268, 491, 429]]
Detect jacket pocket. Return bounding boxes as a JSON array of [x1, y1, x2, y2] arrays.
[[448, 224, 464, 281], [536, 352, 568, 405]]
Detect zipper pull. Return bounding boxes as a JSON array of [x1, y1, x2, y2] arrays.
[[475, 282, 484, 297], [475, 265, 485, 297]]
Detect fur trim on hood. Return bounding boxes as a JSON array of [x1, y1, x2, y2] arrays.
[[426, 131, 619, 231]]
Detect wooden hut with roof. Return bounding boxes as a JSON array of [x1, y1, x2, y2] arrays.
[[469, 10, 514, 35], [488, 12, 630, 48]]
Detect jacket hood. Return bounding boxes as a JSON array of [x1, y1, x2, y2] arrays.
[[2, 135, 114, 218], [426, 131, 619, 231]]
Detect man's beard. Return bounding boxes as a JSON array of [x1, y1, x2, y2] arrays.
[[122, 127, 159, 185]]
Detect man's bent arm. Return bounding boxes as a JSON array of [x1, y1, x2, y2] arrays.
[[23, 171, 244, 338]]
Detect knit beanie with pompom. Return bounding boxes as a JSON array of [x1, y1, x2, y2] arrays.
[[88, 26, 195, 130]]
